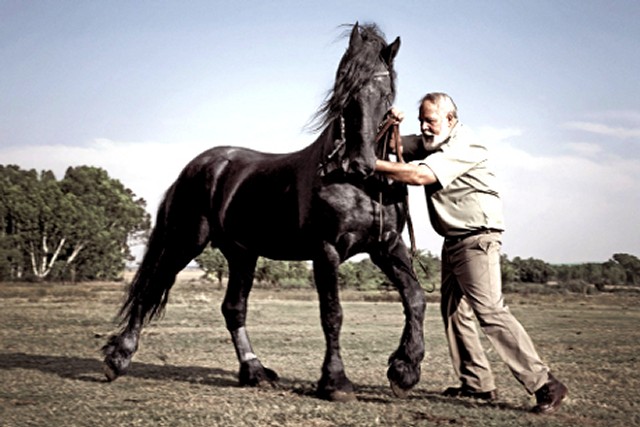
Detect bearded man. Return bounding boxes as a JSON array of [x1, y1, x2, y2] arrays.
[[375, 92, 568, 414]]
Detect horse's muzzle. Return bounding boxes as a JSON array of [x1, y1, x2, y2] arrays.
[[348, 159, 375, 178]]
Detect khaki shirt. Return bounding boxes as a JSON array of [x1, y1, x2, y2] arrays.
[[402, 123, 505, 238]]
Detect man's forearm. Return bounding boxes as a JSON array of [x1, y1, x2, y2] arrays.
[[375, 160, 437, 186]]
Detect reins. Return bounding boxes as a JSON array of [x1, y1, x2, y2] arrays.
[[375, 116, 433, 290], [375, 116, 416, 254]]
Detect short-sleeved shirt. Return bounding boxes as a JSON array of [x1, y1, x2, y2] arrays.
[[401, 123, 505, 238]]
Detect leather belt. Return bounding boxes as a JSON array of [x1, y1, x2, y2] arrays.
[[444, 228, 501, 245]]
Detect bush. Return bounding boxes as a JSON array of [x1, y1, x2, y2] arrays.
[[559, 279, 596, 295], [277, 277, 314, 289]]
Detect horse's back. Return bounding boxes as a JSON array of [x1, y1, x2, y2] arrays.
[[174, 145, 317, 258]]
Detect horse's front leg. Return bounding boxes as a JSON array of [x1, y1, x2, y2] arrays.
[[313, 243, 356, 402], [370, 232, 426, 398], [222, 251, 278, 387]]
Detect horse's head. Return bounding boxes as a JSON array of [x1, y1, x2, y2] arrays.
[[314, 23, 400, 178]]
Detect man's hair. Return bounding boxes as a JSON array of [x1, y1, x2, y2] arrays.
[[419, 92, 458, 120]]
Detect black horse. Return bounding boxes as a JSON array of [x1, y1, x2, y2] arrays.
[[103, 23, 425, 402]]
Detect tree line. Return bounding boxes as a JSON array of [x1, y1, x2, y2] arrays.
[[0, 165, 150, 281], [2, 164, 639, 291], [196, 247, 640, 292], [195, 247, 442, 291]]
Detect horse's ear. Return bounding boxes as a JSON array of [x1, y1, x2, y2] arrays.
[[349, 22, 363, 50], [381, 36, 401, 65]]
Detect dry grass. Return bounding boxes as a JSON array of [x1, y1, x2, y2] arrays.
[[1, 277, 640, 426]]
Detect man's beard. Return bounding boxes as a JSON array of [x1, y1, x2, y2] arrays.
[[422, 128, 450, 151]]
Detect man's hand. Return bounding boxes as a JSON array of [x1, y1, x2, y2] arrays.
[[388, 107, 405, 124], [387, 107, 404, 157]]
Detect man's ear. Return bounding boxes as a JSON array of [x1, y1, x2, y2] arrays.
[[447, 112, 455, 125]]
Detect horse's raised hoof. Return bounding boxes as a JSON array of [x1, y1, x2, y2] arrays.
[[387, 356, 421, 398]]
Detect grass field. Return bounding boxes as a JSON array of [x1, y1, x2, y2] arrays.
[[1, 274, 639, 426]]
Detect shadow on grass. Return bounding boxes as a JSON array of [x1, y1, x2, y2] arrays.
[[0, 352, 528, 413], [0, 352, 238, 388], [349, 383, 528, 413]]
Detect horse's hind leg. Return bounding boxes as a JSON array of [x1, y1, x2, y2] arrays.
[[221, 250, 278, 387], [102, 303, 144, 381], [103, 213, 209, 381], [370, 234, 426, 398]]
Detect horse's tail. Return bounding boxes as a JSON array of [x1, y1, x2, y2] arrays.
[[117, 184, 180, 327], [115, 151, 223, 328]]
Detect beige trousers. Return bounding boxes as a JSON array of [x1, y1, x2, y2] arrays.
[[440, 232, 549, 394]]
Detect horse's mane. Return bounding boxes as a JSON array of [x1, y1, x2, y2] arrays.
[[308, 23, 396, 132]]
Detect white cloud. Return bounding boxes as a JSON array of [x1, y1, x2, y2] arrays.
[[566, 142, 603, 157], [563, 121, 640, 139], [1, 140, 210, 214], [477, 126, 523, 142], [407, 126, 640, 263], [489, 128, 640, 262]]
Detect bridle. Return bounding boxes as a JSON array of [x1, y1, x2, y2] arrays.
[[317, 116, 346, 177], [315, 68, 427, 285], [317, 111, 429, 287], [317, 69, 391, 176]]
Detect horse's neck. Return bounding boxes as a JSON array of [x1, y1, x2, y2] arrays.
[[289, 122, 337, 228], [305, 121, 341, 174]]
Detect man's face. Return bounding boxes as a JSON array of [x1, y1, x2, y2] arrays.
[[419, 100, 452, 145]]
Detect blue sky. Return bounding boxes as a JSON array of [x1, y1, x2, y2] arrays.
[[1, 1, 639, 263]]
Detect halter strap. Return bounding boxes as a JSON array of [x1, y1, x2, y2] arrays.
[[317, 116, 346, 176], [372, 70, 390, 78]]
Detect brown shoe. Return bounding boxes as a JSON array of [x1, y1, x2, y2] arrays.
[[443, 385, 498, 401], [532, 373, 568, 414]]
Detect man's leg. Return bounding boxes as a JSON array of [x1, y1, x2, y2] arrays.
[[452, 233, 549, 394], [441, 245, 496, 394]]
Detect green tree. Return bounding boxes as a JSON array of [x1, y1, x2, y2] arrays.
[[511, 256, 555, 283], [611, 253, 640, 286], [412, 250, 441, 290], [0, 165, 150, 281], [500, 253, 519, 284], [337, 261, 359, 289], [337, 257, 386, 290], [602, 259, 626, 286], [0, 166, 68, 279], [195, 247, 229, 286]]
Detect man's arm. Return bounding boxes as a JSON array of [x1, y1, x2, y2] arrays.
[[375, 160, 438, 186], [384, 107, 427, 161]]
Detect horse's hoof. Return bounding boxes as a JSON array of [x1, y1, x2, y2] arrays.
[[239, 363, 279, 388], [103, 361, 118, 382], [389, 380, 411, 399]]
